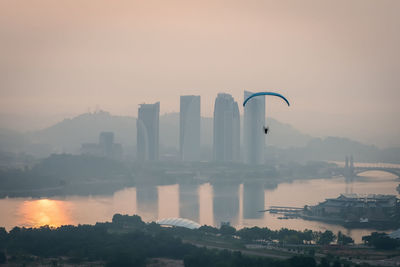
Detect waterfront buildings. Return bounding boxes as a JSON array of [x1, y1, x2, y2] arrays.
[[243, 90, 265, 164], [137, 102, 160, 161], [310, 194, 400, 223], [213, 93, 240, 162], [180, 95, 201, 161]]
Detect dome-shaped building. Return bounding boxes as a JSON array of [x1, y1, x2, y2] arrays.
[[156, 218, 201, 229]]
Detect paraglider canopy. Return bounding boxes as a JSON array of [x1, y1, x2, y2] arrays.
[[243, 92, 290, 107]]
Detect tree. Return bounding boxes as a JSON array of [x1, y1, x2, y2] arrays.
[[0, 251, 5, 264], [302, 229, 313, 244], [319, 257, 330, 267], [0, 227, 7, 249], [317, 230, 336, 245], [198, 225, 219, 235], [365, 232, 399, 250], [112, 214, 145, 228], [288, 256, 316, 267], [337, 231, 354, 245], [219, 225, 236, 236]]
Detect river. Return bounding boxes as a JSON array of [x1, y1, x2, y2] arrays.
[[0, 170, 398, 243]]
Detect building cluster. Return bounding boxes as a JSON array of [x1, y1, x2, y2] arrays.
[[309, 194, 400, 223], [137, 91, 266, 164], [79, 91, 267, 164]]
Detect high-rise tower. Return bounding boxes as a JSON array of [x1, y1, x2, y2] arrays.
[[243, 90, 265, 164], [137, 102, 160, 161], [180, 95, 201, 161], [213, 93, 240, 162]]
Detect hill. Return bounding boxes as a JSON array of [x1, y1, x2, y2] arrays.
[[21, 111, 312, 155], [1, 111, 399, 163]]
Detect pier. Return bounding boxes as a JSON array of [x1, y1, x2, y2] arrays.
[[260, 206, 303, 213]]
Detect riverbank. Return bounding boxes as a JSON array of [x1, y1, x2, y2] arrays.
[[300, 214, 400, 230]]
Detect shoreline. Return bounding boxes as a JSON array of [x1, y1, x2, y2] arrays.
[[299, 214, 400, 230]]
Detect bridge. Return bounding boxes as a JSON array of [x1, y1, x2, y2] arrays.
[[336, 156, 400, 179], [333, 156, 400, 194], [353, 166, 400, 178]]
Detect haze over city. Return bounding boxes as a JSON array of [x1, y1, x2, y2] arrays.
[[1, 1, 400, 266], [1, 0, 399, 147]]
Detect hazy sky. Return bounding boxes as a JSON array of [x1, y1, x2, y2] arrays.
[[0, 0, 399, 147]]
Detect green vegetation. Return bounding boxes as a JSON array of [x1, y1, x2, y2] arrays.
[[362, 232, 400, 250], [0, 214, 381, 267], [337, 231, 355, 245], [0, 214, 363, 267], [233, 226, 351, 246]]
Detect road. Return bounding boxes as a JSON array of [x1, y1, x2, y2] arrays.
[[183, 240, 292, 260]]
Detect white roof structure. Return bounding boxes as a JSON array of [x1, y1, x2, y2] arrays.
[[156, 218, 201, 229], [389, 229, 400, 239]]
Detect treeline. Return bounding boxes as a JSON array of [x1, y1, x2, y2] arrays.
[[362, 232, 400, 250], [2, 214, 394, 266], [0, 215, 323, 267], [110, 214, 353, 246], [195, 223, 398, 250], [234, 226, 353, 246]]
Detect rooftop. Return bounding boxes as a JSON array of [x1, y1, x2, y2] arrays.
[[156, 218, 201, 230]]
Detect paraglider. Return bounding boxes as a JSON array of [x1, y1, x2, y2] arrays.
[[243, 92, 290, 107], [243, 91, 290, 134]]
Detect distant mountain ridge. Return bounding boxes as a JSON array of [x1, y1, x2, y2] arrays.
[[0, 110, 399, 163], [29, 111, 136, 154], [25, 110, 313, 154]]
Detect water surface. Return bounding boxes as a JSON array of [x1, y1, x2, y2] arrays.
[[0, 170, 398, 243]]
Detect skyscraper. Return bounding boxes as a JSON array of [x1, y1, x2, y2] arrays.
[[243, 90, 265, 164], [180, 95, 201, 161], [213, 93, 240, 162], [137, 102, 160, 161]]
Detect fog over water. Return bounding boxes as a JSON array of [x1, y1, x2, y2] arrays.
[[0, 171, 398, 243]]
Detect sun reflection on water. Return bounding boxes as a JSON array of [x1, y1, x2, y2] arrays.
[[18, 199, 73, 228]]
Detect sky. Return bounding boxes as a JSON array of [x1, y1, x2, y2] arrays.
[[0, 0, 399, 147]]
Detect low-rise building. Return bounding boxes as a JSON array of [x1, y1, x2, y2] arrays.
[[310, 194, 399, 223]]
